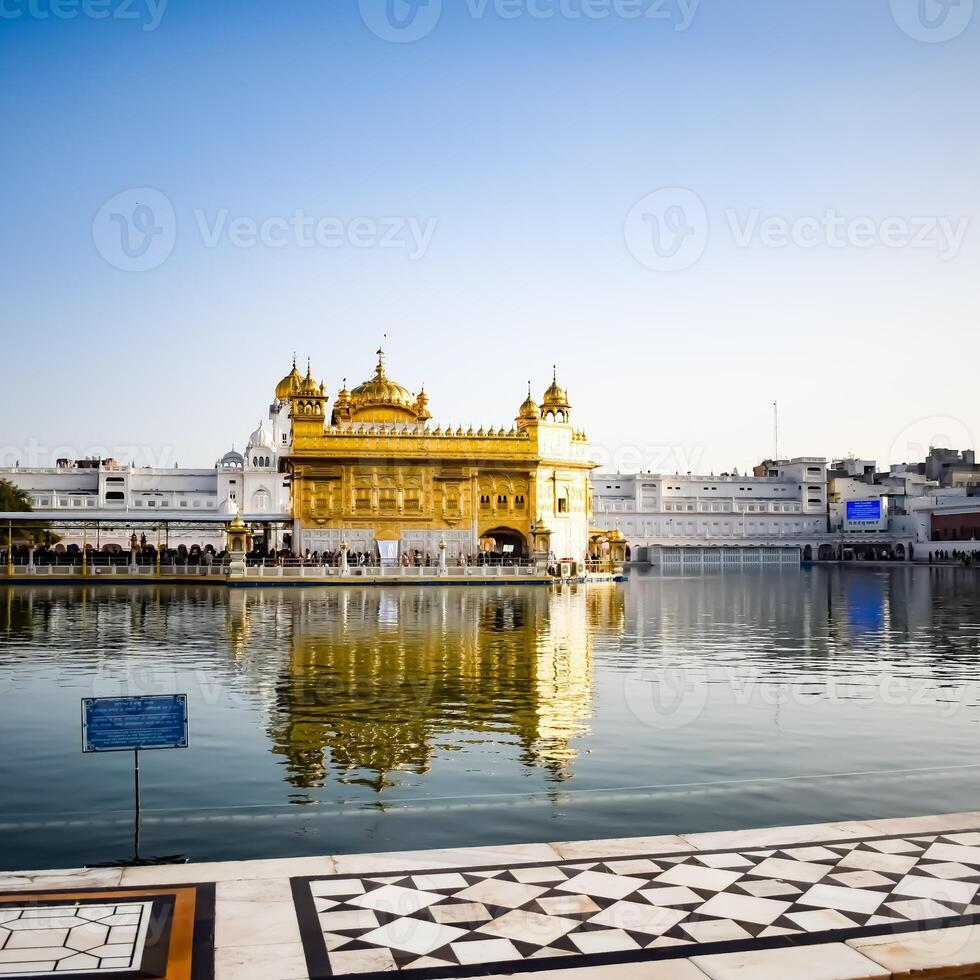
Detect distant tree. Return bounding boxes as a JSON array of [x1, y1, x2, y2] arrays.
[[0, 479, 54, 545], [0, 479, 31, 513]]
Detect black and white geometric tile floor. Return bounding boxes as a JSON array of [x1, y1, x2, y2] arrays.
[[291, 830, 980, 978]]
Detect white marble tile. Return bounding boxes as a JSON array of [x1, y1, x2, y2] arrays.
[[693, 853, 754, 870], [923, 841, 980, 867], [454, 877, 548, 909], [215, 899, 301, 949], [826, 870, 893, 889], [478, 909, 578, 946], [782, 846, 843, 862], [654, 864, 743, 893], [681, 919, 753, 944], [860, 811, 980, 838], [603, 859, 663, 876], [430, 902, 491, 925], [835, 848, 918, 875], [359, 917, 466, 956], [587, 900, 687, 936], [737, 879, 801, 899], [0, 868, 124, 892], [349, 884, 443, 916], [535, 894, 601, 917], [123, 856, 335, 886], [215, 942, 310, 980], [797, 883, 886, 915], [510, 866, 569, 884], [884, 897, 959, 920], [694, 892, 791, 926], [638, 885, 704, 906], [570, 927, 642, 954], [316, 908, 380, 932], [891, 873, 977, 907], [694, 942, 890, 979], [551, 836, 693, 861], [451, 937, 520, 966], [309, 878, 364, 898], [787, 908, 859, 931], [556, 870, 649, 901], [410, 873, 468, 891], [327, 946, 396, 975], [849, 922, 980, 974], [680, 821, 877, 854], [749, 856, 830, 884], [216, 877, 293, 903], [333, 842, 561, 876], [917, 860, 978, 879]]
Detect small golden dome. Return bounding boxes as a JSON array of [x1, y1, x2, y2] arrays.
[[275, 356, 303, 400], [542, 365, 569, 408], [518, 382, 539, 420]]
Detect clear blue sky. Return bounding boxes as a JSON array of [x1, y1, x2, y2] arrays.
[[1, 0, 977, 473]]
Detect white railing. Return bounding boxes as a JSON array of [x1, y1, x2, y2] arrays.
[[239, 562, 541, 580]]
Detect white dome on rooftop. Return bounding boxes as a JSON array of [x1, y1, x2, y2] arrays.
[[246, 421, 272, 451], [217, 497, 240, 516]]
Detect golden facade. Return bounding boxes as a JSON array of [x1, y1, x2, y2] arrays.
[[278, 350, 595, 560]]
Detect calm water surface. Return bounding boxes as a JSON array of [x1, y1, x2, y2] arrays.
[[2, 567, 980, 870]]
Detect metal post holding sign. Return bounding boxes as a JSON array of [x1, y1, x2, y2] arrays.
[[82, 695, 188, 865]]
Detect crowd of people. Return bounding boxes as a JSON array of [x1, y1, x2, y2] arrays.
[[1, 539, 536, 571], [929, 549, 977, 566]]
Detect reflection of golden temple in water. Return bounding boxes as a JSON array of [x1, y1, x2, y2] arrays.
[[255, 585, 624, 791]]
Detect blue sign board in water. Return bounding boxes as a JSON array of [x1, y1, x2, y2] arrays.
[[846, 499, 882, 522], [82, 695, 188, 753]]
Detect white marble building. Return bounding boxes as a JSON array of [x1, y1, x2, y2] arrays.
[[1, 417, 292, 548], [591, 459, 830, 563]]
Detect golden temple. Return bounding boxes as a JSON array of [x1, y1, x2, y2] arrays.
[[276, 349, 596, 563]]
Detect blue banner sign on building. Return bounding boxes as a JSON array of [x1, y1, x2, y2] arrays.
[[846, 500, 882, 522], [82, 695, 189, 753]]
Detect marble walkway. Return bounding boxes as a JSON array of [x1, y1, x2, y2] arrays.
[[4, 812, 980, 979]]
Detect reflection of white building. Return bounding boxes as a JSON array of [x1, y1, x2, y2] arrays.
[[591, 459, 829, 563]]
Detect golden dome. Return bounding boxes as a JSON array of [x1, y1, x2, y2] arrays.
[[518, 382, 539, 420], [349, 349, 419, 421], [275, 356, 303, 400], [542, 366, 569, 408]]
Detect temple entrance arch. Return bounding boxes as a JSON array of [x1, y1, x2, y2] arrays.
[[479, 527, 528, 559]]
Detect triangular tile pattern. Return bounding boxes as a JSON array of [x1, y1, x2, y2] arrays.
[[300, 831, 980, 977]]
